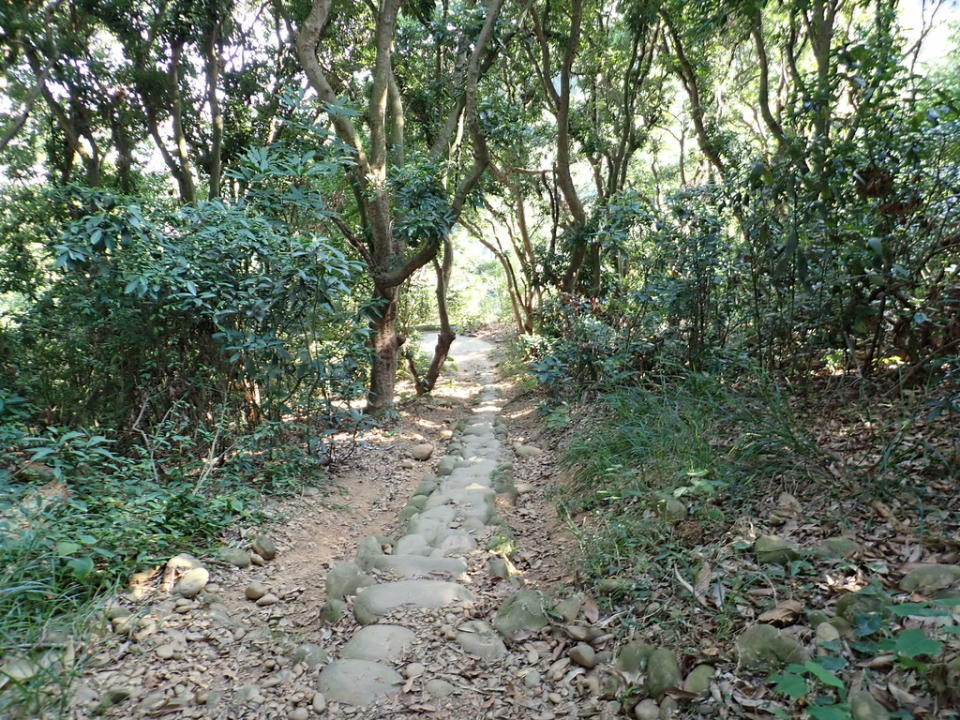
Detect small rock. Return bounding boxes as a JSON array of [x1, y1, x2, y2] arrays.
[[289, 708, 309, 720], [569, 643, 597, 669], [596, 577, 633, 596], [101, 686, 132, 709], [105, 605, 131, 621], [646, 649, 681, 698], [488, 556, 512, 580], [412, 443, 434, 461], [850, 690, 891, 720], [524, 670, 542, 688], [326, 562, 374, 600], [815, 622, 841, 644], [456, 620, 507, 660], [437, 456, 458, 475], [515, 444, 543, 459], [901, 564, 960, 594], [661, 498, 687, 522], [111, 615, 133, 632], [493, 589, 551, 637], [218, 547, 252, 568], [321, 598, 348, 623], [405, 662, 425, 679], [634, 699, 660, 720], [659, 696, 678, 718], [836, 590, 889, 623], [173, 568, 209, 598], [754, 535, 800, 564], [250, 553, 265, 566], [1, 657, 38, 682], [355, 536, 384, 571], [816, 536, 861, 559], [425, 679, 455, 698], [736, 624, 809, 669], [156, 644, 176, 659], [682, 664, 715, 695], [617, 640, 654, 672], [256, 593, 280, 607], [312, 692, 327, 713], [245, 582, 269, 601], [251, 534, 278, 561], [235, 685, 263, 703], [554, 596, 582, 623], [292, 643, 329, 669]]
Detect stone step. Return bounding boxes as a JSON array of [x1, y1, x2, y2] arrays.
[[373, 554, 469, 580], [340, 624, 416, 662], [354, 580, 475, 625], [316, 659, 402, 706], [394, 533, 431, 556], [432, 530, 478, 557]]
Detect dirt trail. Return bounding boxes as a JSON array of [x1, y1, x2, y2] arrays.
[[70, 335, 612, 720]]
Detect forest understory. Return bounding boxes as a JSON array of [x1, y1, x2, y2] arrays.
[[2, 0, 960, 717]]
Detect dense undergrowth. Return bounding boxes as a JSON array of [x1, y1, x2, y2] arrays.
[[0, 396, 337, 716], [508, 320, 960, 717]]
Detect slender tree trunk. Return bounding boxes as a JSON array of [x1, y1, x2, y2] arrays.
[[204, 25, 224, 199], [169, 40, 197, 203], [417, 237, 456, 393]]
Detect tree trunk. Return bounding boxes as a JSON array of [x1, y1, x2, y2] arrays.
[[366, 285, 402, 414], [417, 237, 456, 394]]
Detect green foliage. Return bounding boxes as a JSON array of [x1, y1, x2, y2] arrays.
[[390, 155, 455, 247], [556, 372, 820, 595], [766, 595, 952, 719]]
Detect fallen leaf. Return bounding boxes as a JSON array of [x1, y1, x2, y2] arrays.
[[582, 596, 599, 624], [758, 600, 804, 625]]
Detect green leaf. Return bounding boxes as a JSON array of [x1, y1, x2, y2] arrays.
[[804, 661, 844, 689], [55, 541, 81, 556], [67, 556, 95, 578], [892, 603, 950, 617], [894, 629, 942, 659], [771, 673, 809, 698]]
